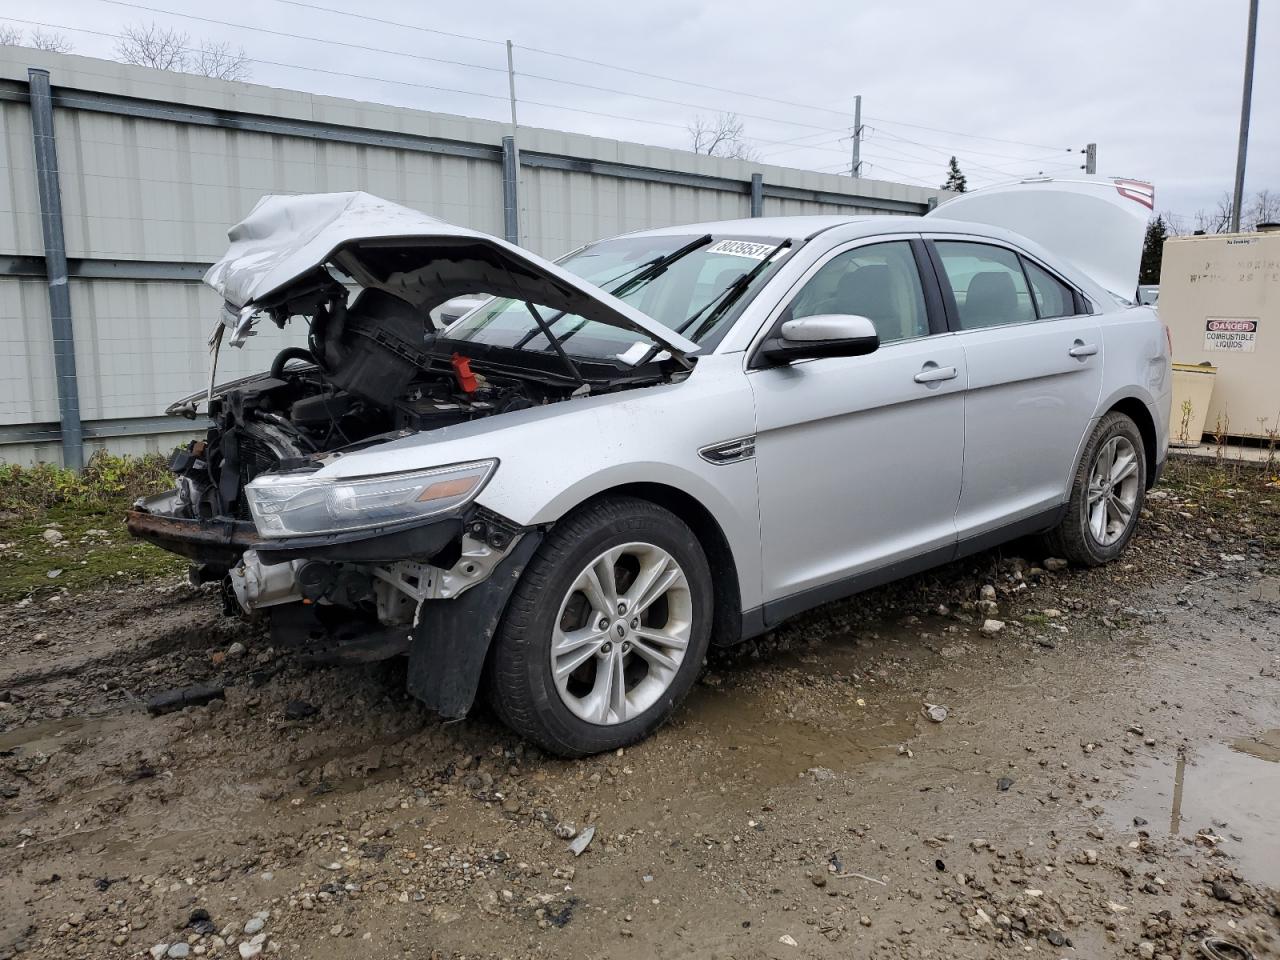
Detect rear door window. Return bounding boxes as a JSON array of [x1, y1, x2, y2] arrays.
[[934, 241, 1035, 330], [1022, 258, 1076, 319]]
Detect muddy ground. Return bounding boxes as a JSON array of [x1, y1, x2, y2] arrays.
[[2, 458, 1279, 960]]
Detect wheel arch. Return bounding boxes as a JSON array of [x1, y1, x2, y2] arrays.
[[572, 482, 745, 648], [1106, 396, 1159, 488]]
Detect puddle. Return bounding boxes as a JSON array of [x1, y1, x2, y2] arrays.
[[0, 713, 123, 755], [676, 671, 921, 788], [667, 621, 958, 788], [1111, 730, 1280, 887]]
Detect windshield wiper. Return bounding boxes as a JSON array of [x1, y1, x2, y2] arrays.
[[608, 233, 714, 300], [632, 239, 791, 366], [512, 233, 714, 351]]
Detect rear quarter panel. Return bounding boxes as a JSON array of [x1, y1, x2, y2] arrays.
[[1099, 304, 1172, 462]]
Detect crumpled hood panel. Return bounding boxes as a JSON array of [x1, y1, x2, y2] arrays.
[[203, 191, 698, 359]]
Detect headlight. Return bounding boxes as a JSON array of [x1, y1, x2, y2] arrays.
[[244, 460, 496, 538]]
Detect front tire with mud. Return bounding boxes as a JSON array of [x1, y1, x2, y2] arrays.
[[487, 496, 713, 757], [1045, 411, 1147, 566]]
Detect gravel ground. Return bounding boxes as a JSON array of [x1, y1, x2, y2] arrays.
[[1, 457, 1278, 960]]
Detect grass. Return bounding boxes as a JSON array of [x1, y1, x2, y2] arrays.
[[0, 453, 186, 601]]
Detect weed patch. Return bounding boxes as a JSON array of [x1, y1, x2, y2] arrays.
[[0, 453, 183, 600]]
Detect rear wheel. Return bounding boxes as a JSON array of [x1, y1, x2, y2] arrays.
[[487, 497, 713, 757], [1044, 412, 1147, 566]]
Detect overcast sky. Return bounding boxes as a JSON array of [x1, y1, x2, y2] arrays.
[[9, 0, 1277, 227]]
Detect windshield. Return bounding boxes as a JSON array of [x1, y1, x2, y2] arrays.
[[443, 234, 789, 362]]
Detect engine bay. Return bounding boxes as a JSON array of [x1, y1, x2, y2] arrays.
[[163, 285, 654, 527]]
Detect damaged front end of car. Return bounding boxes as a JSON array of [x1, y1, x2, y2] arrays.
[[127, 192, 698, 715]]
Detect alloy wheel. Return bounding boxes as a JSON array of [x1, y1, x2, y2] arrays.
[[549, 542, 692, 725], [1086, 435, 1141, 546]]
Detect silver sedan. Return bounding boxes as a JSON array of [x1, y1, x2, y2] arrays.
[[130, 178, 1171, 756]]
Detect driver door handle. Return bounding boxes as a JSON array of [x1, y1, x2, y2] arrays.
[[1069, 340, 1099, 358], [914, 364, 958, 384]]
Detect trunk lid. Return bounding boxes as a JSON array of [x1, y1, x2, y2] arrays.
[[204, 191, 699, 361], [927, 177, 1154, 301]]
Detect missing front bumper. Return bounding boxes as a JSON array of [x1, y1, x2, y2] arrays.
[[126, 497, 262, 571]]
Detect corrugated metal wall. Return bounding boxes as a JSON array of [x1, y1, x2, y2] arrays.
[[0, 47, 946, 466]]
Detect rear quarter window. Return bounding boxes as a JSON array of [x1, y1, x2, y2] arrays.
[[1022, 258, 1077, 319]]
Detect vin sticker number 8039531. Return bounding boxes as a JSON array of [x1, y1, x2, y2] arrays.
[[1204, 317, 1259, 353], [707, 240, 781, 260]]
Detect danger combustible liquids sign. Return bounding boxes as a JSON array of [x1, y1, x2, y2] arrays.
[[1204, 317, 1259, 353]]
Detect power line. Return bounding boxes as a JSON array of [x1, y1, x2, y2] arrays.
[[861, 162, 936, 188], [2, 15, 855, 156], [1, 17, 516, 103], [866, 129, 1080, 183], [754, 131, 851, 159], [263, 0, 856, 120], [100, 0, 855, 137], [517, 71, 848, 135], [870, 126, 1074, 164], [864, 114, 1068, 152], [99, 0, 510, 78], [869, 140, 1075, 176], [861, 136, 1019, 180], [27, 5, 1071, 183], [273, 0, 504, 46], [266, 0, 1072, 153]]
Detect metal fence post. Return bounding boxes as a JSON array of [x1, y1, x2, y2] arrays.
[[750, 173, 764, 217], [28, 68, 83, 470], [501, 136, 520, 245]]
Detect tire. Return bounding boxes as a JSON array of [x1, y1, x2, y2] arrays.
[[1044, 411, 1147, 566], [486, 496, 714, 757]]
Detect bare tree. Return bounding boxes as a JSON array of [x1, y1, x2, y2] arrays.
[[116, 22, 192, 71], [0, 26, 74, 50], [1249, 188, 1279, 228], [1191, 190, 1279, 234], [192, 39, 251, 81], [29, 28, 73, 53], [1193, 193, 1235, 234], [114, 22, 251, 80], [1157, 209, 1192, 237], [688, 113, 758, 161]]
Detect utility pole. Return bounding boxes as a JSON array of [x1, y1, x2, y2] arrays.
[[850, 95, 862, 178], [1230, 0, 1259, 233], [1080, 142, 1097, 175], [505, 40, 521, 246]]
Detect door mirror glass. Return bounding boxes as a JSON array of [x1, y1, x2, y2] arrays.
[[759, 314, 880, 363]]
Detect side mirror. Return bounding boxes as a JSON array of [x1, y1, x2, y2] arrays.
[[757, 314, 880, 364]]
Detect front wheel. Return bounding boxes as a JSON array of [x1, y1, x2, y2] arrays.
[[487, 496, 713, 757], [1044, 411, 1147, 566]]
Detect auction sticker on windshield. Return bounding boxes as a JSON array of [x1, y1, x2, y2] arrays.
[[1204, 317, 1259, 353], [707, 240, 779, 260]]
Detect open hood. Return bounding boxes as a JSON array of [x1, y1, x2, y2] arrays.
[[928, 177, 1154, 301], [203, 192, 699, 361]]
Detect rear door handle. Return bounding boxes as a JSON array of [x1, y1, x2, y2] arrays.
[[1069, 340, 1099, 358], [914, 363, 958, 384]]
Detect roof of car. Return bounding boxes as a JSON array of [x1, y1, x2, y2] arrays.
[[621, 214, 1114, 306], [622, 214, 1006, 243], [623, 215, 869, 241]]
